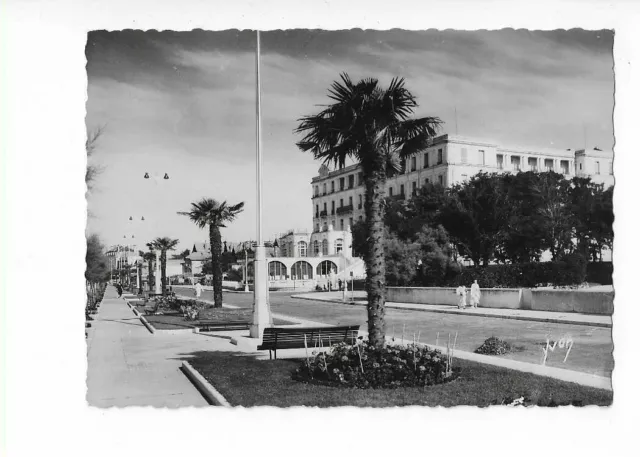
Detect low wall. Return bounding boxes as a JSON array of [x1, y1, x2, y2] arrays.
[[386, 287, 522, 309], [528, 290, 614, 315], [386, 287, 614, 315]]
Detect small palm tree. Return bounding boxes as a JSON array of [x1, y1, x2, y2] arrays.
[[178, 199, 244, 308], [296, 73, 442, 347], [140, 249, 156, 292], [150, 237, 180, 295]]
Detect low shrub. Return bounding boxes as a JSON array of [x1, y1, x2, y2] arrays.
[[586, 261, 613, 285], [474, 337, 512, 355], [293, 340, 458, 389]]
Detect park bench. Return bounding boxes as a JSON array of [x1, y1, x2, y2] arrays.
[[258, 325, 360, 359], [196, 320, 251, 332]]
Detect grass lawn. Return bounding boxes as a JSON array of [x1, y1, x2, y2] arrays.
[[135, 306, 295, 330], [186, 351, 613, 407]]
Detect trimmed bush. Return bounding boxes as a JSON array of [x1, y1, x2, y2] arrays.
[[586, 261, 613, 285], [475, 337, 511, 355]]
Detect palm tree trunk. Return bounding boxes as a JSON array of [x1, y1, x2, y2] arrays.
[[147, 259, 153, 291], [161, 251, 167, 295], [210, 225, 223, 308], [363, 169, 387, 348]]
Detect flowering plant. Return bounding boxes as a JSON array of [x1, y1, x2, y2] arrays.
[[293, 338, 458, 389]]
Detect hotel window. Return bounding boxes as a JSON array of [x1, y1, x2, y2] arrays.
[[579, 163, 583, 171], [297, 241, 308, 257], [389, 187, 394, 196], [340, 178, 345, 190], [497, 154, 504, 169], [291, 261, 313, 280], [438, 175, 443, 185], [358, 194, 363, 209], [349, 217, 353, 227], [323, 222, 327, 231], [323, 183, 327, 195], [560, 160, 569, 175], [412, 181, 417, 196], [314, 240, 320, 255], [479, 150, 485, 165], [400, 184, 405, 197], [528, 157, 538, 172], [511, 156, 521, 171], [314, 185, 319, 196], [268, 261, 287, 280], [322, 239, 329, 256], [339, 199, 344, 208], [335, 238, 344, 253], [348, 175, 355, 188], [331, 201, 335, 215], [348, 196, 353, 206], [323, 202, 327, 213], [340, 219, 344, 230], [411, 156, 417, 171], [544, 159, 554, 171], [424, 152, 429, 168], [315, 205, 319, 217], [358, 172, 363, 185], [316, 223, 320, 232], [596, 161, 601, 174], [424, 178, 430, 185], [437, 149, 443, 165], [331, 181, 335, 193], [461, 148, 468, 164]]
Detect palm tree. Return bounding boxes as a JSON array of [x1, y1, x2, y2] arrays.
[[178, 199, 245, 308], [139, 249, 156, 292], [150, 237, 180, 295], [295, 73, 442, 347]]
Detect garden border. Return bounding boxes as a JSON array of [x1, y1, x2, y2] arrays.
[[181, 361, 231, 407]]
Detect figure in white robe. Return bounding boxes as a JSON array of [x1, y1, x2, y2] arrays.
[[195, 282, 203, 298], [469, 280, 481, 308], [456, 285, 467, 309]]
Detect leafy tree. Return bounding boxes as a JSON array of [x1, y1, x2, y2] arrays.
[[437, 173, 507, 266], [296, 73, 442, 347], [150, 237, 179, 295], [569, 178, 613, 261], [532, 172, 573, 260], [86, 233, 110, 307], [178, 199, 245, 308]]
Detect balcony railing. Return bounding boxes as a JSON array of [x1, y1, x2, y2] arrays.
[[357, 204, 363, 210], [336, 204, 354, 215], [319, 210, 328, 217]]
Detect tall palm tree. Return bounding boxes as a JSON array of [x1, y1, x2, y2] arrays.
[[295, 73, 442, 347], [178, 199, 245, 308], [150, 237, 180, 295]]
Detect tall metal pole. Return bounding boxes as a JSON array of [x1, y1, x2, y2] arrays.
[[250, 30, 273, 338]]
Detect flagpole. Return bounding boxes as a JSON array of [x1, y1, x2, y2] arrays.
[[250, 29, 273, 339]]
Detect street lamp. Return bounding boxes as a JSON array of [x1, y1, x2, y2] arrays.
[[244, 242, 250, 293]]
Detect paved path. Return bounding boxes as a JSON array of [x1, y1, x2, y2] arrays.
[[86, 286, 214, 407], [292, 292, 612, 328]]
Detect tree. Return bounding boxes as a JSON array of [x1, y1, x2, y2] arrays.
[[139, 249, 156, 291], [85, 126, 105, 192], [150, 237, 179, 295], [438, 173, 508, 266], [178, 199, 245, 308], [86, 233, 110, 307], [532, 172, 573, 260], [296, 73, 442, 347]]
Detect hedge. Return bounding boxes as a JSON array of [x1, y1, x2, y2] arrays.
[[586, 261, 613, 285]]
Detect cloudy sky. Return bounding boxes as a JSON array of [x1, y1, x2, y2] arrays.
[[85, 28, 614, 252]]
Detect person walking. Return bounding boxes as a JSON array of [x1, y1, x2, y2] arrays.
[[195, 281, 203, 299], [116, 283, 123, 298], [455, 284, 467, 309], [469, 280, 481, 309]]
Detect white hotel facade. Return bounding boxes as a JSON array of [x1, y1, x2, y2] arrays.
[[310, 134, 614, 231]]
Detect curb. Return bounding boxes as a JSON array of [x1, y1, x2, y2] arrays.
[[291, 295, 611, 328], [181, 361, 231, 407], [139, 315, 155, 334]]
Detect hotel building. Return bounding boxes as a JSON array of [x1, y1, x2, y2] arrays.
[[310, 134, 614, 230]]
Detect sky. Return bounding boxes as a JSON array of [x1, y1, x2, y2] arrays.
[[85, 28, 614, 252]]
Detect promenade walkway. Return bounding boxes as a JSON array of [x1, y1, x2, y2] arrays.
[[86, 285, 212, 407], [292, 291, 612, 328]]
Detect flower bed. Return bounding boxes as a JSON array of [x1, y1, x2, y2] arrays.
[[293, 340, 459, 389]]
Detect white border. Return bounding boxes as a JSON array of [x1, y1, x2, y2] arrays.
[[2, 1, 639, 456]]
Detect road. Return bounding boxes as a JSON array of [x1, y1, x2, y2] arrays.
[[174, 288, 614, 377]]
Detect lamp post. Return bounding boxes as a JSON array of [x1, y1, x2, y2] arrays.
[[154, 249, 161, 295], [244, 242, 250, 293], [250, 30, 273, 339]]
